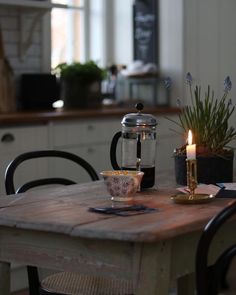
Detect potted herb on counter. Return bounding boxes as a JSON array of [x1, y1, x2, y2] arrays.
[[55, 60, 106, 109], [168, 73, 236, 185]]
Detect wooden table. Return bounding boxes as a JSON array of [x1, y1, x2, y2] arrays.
[[0, 181, 235, 295]]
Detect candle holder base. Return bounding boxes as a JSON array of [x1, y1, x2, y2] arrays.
[[171, 193, 214, 204]]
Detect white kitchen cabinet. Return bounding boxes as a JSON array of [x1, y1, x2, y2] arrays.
[[51, 119, 120, 147], [0, 124, 50, 292], [49, 115, 182, 183], [48, 144, 112, 183], [0, 116, 181, 195], [49, 118, 121, 182], [0, 125, 49, 195]]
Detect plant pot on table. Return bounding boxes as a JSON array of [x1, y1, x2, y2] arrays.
[[174, 150, 234, 186]]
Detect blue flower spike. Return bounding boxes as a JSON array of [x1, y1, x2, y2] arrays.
[[224, 76, 232, 93], [176, 98, 181, 107], [186, 72, 193, 85], [164, 77, 172, 89]]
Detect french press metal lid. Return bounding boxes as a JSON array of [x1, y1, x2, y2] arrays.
[[121, 103, 157, 127]]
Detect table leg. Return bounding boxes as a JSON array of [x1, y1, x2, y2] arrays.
[[134, 241, 172, 295], [177, 273, 195, 295], [0, 261, 10, 295]]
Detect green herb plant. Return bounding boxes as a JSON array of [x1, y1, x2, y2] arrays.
[[54, 60, 106, 83], [167, 73, 236, 156]]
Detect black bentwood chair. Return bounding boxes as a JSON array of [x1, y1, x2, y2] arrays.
[[195, 200, 236, 295], [5, 150, 134, 295]]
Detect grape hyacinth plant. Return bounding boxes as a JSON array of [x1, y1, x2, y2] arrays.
[[167, 73, 236, 156]]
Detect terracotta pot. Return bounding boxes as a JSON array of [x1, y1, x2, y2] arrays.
[[174, 151, 234, 185]]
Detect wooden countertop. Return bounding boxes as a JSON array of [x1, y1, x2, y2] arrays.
[[0, 106, 180, 125]]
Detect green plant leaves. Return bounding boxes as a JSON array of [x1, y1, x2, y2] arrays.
[[167, 76, 236, 155], [53, 60, 106, 82]]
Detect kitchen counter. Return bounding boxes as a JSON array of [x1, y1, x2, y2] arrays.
[[0, 106, 182, 200], [0, 106, 180, 125]]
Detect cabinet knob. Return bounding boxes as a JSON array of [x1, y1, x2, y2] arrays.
[[87, 147, 95, 154], [87, 125, 95, 131], [1, 133, 15, 143]]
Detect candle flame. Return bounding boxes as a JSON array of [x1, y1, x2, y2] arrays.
[[188, 130, 193, 145]]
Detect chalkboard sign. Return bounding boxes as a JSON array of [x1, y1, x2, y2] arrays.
[[133, 0, 158, 64]]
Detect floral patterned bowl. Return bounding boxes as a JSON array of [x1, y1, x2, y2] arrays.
[[100, 170, 144, 202]]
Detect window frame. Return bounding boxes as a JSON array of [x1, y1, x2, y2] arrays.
[[41, 0, 90, 71]]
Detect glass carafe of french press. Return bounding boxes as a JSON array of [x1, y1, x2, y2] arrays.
[[110, 103, 157, 189]]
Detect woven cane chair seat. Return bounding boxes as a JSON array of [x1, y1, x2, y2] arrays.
[[41, 271, 134, 295]]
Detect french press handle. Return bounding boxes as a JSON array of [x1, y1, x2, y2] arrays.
[[110, 131, 122, 170]]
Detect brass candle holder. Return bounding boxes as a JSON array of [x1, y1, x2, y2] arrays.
[[186, 159, 198, 199], [171, 130, 213, 204], [171, 158, 214, 204]]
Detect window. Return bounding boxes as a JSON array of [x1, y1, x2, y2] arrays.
[[51, 0, 85, 69]]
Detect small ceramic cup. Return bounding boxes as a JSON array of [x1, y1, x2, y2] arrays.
[[100, 170, 144, 202]]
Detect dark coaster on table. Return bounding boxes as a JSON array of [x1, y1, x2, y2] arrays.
[[88, 204, 158, 216]]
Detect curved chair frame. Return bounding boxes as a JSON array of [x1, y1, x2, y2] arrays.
[[196, 200, 236, 295], [5, 150, 99, 295], [5, 150, 99, 195]]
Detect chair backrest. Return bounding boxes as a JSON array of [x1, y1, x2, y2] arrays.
[[5, 150, 99, 194], [195, 200, 236, 295], [5, 150, 99, 295]]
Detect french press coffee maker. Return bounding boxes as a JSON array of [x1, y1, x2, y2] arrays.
[[110, 103, 158, 189]]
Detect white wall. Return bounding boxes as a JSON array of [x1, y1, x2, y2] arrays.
[[183, 0, 236, 147], [159, 0, 184, 106], [0, 6, 46, 75], [159, 0, 236, 110], [184, 0, 236, 99]]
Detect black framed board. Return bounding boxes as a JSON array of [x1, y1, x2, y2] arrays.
[[133, 0, 158, 64]]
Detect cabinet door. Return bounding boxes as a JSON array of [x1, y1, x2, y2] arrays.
[[77, 143, 114, 172], [50, 116, 184, 185], [0, 125, 49, 195], [48, 144, 114, 184], [51, 119, 120, 147], [49, 118, 121, 183]]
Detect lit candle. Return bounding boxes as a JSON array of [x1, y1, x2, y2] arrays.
[[186, 130, 196, 160]]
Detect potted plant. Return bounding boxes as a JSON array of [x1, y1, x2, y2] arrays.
[[168, 73, 236, 185], [55, 60, 106, 109]]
